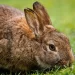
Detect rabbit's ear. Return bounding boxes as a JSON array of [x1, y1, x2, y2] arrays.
[[24, 8, 40, 38], [33, 1, 52, 25]]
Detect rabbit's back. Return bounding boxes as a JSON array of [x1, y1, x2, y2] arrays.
[[0, 5, 24, 22], [0, 5, 27, 44], [0, 5, 32, 37]]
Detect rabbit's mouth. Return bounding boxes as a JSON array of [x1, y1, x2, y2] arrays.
[[35, 56, 71, 70], [55, 59, 71, 67]]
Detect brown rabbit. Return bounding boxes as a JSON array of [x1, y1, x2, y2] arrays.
[[0, 2, 74, 72]]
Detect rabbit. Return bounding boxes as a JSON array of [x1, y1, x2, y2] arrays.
[[0, 1, 74, 72]]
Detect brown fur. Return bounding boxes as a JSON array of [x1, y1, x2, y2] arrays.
[[0, 2, 74, 72]]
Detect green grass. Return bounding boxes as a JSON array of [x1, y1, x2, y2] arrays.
[[31, 64, 75, 75], [0, 0, 75, 75]]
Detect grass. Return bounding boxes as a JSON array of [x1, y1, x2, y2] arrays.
[[31, 65, 75, 75], [0, 0, 75, 75]]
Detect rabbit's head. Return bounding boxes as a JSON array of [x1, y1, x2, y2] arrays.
[[24, 2, 74, 69]]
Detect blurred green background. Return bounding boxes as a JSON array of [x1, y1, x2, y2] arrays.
[[0, 0, 75, 52]]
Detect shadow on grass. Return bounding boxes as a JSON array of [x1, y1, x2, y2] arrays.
[[0, 66, 68, 75]]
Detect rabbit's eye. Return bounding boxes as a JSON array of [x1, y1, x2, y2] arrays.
[[49, 44, 56, 51]]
